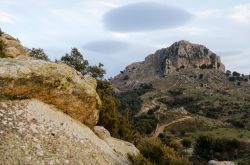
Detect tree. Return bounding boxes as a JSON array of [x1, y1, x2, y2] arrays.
[[29, 48, 49, 61], [88, 63, 106, 79], [225, 70, 231, 77], [60, 48, 89, 75], [232, 71, 240, 78], [96, 80, 135, 141]]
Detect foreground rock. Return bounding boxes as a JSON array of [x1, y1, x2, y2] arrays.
[[0, 99, 138, 165], [94, 126, 139, 157], [0, 56, 101, 126], [111, 40, 225, 91], [0, 33, 28, 58], [208, 160, 235, 165]]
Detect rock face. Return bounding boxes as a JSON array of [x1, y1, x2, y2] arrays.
[[0, 99, 138, 165], [111, 40, 225, 91], [0, 33, 28, 58], [0, 56, 101, 127]]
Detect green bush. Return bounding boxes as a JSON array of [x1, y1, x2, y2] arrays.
[[194, 135, 241, 160], [97, 80, 136, 142], [29, 48, 50, 61], [129, 154, 154, 165], [118, 83, 153, 118], [137, 138, 191, 165], [133, 113, 157, 134]]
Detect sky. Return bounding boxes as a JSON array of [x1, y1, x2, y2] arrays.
[[0, 0, 250, 77]]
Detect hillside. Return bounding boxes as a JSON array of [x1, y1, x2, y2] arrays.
[[111, 40, 250, 164]]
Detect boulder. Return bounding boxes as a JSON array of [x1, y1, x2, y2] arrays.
[[0, 33, 28, 58], [94, 126, 139, 157], [0, 56, 101, 126], [208, 160, 235, 165], [0, 99, 137, 165]]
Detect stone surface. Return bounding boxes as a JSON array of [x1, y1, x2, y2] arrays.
[[0, 33, 28, 58], [0, 56, 101, 126], [0, 99, 138, 165], [111, 40, 225, 91], [208, 160, 235, 165], [94, 126, 139, 157]]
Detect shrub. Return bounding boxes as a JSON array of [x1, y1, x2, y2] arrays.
[[87, 63, 106, 79], [60, 48, 89, 75], [133, 113, 157, 134], [118, 84, 153, 118], [129, 154, 153, 165], [29, 48, 50, 61], [97, 80, 136, 141], [137, 138, 191, 165], [226, 70, 231, 77], [232, 71, 241, 77], [194, 135, 241, 160]]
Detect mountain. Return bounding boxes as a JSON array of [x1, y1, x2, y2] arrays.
[[111, 40, 225, 91], [111, 40, 250, 164], [0, 33, 138, 164]]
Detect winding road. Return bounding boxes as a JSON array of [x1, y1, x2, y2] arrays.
[[153, 116, 192, 137]]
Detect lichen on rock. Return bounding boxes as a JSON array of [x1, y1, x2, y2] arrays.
[[0, 99, 138, 165], [0, 56, 101, 126]]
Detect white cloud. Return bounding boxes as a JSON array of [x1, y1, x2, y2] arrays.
[[0, 12, 16, 24], [175, 27, 204, 35], [229, 3, 250, 24], [195, 9, 220, 19], [101, 2, 119, 8]]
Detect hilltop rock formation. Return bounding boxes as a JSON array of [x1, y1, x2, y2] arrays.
[[111, 40, 225, 91], [0, 56, 101, 126], [0, 33, 28, 58], [0, 99, 138, 165]]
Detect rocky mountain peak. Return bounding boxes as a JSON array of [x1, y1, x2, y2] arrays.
[[111, 40, 225, 91]]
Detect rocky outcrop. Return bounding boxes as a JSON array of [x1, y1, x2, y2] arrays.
[[0, 33, 28, 58], [111, 40, 225, 91], [0, 56, 101, 127], [0, 99, 138, 165]]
